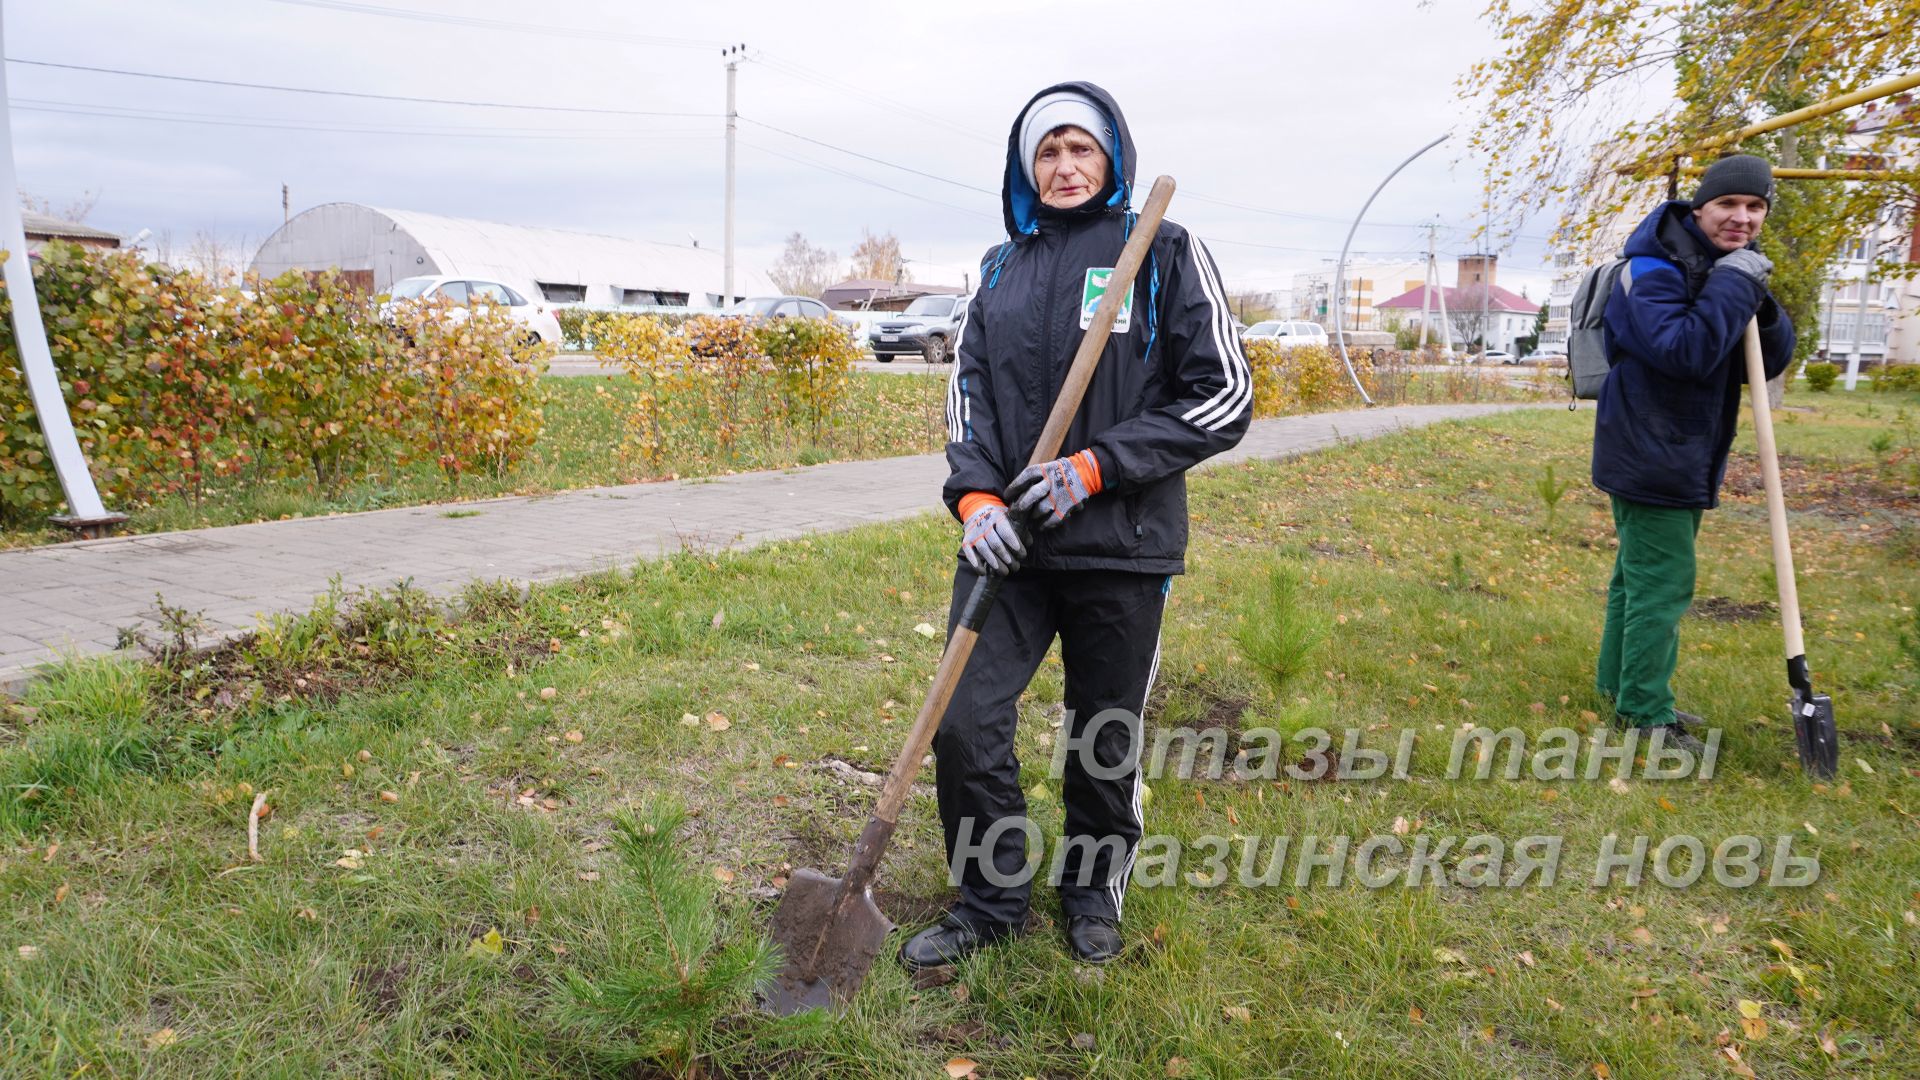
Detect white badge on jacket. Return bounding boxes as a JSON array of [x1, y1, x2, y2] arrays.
[[1080, 267, 1133, 333]]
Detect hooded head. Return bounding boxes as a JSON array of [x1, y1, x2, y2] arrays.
[[1003, 81, 1137, 238]]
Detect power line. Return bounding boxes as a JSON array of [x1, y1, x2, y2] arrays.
[[738, 116, 996, 195], [748, 51, 1000, 146], [5, 57, 720, 118], [12, 97, 718, 141], [260, 0, 726, 50], [1185, 191, 1424, 229], [738, 140, 995, 222]]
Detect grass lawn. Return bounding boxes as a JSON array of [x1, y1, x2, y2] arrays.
[[3, 391, 1913, 1077]]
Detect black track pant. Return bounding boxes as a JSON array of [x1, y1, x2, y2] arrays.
[[934, 564, 1168, 929]]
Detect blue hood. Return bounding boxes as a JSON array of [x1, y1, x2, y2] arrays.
[[1001, 81, 1137, 238]]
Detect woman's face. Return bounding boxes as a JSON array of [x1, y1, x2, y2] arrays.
[[1034, 126, 1109, 209]]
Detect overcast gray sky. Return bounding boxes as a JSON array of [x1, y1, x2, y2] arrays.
[[7, 0, 1572, 300]]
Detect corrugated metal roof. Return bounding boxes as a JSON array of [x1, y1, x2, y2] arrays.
[[22, 210, 122, 244], [369, 206, 773, 301]]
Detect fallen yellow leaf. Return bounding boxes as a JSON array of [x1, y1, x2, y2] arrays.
[[146, 1028, 178, 1050], [1736, 999, 1763, 1020], [467, 928, 505, 958], [1223, 1005, 1251, 1022]]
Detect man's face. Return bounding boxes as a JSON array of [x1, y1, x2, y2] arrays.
[[1035, 126, 1109, 209], [1692, 194, 1769, 252]]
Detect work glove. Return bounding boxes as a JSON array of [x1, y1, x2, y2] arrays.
[[1714, 248, 1773, 286], [959, 493, 1026, 576], [1008, 449, 1103, 531]]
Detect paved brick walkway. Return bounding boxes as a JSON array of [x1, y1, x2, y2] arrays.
[[0, 403, 1531, 690]]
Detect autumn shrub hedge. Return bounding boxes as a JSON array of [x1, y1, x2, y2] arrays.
[[590, 311, 863, 475], [1241, 341, 1376, 415], [0, 242, 547, 525]]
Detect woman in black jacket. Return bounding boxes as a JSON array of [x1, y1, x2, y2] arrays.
[[902, 81, 1251, 969]]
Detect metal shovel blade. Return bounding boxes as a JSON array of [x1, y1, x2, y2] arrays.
[[1792, 688, 1838, 780], [760, 867, 895, 1015]]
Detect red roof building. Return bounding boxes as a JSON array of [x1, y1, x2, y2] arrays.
[[1375, 255, 1542, 353]]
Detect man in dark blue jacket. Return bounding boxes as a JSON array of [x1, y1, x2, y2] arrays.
[[900, 81, 1250, 970], [1592, 153, 1795, 748]]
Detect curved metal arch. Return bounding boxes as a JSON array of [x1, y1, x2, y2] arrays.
[[1333, 133, 1450, 405]]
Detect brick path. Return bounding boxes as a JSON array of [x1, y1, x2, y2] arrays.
[[0, 403, 1532, 690]]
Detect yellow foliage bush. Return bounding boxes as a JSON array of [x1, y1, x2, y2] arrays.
[[1241, 341, 1376, 416]]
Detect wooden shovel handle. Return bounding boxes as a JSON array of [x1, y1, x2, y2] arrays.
[[840, 177, 1178, 894], [1742, 318, 1805, 658]]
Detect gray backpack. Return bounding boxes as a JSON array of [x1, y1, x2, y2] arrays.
[[1568, 258, 1629, 402]]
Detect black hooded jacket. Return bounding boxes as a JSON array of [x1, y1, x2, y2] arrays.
[[943, 81, 1251, 574]]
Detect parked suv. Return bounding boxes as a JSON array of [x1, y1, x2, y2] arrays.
[[870, 294, 968, 363], [1240, 320, 1330, 350]]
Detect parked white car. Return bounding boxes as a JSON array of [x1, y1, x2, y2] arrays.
[[382, 275, 563, 346], [1241, 320, 1330, 349], [1483, 349, 1518, 365]]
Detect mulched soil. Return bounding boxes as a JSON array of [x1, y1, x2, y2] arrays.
[[1721, 453, 1920, 534]]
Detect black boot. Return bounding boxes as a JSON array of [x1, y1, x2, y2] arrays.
[[898, 914, 1016, 971], [1065, 916, 1123, 964]]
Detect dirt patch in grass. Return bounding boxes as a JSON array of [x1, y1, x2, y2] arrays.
[[874, 887, 956, 928], [1689, 596, 1776, 622], [1145, 672, 1252, 735], [1722, 453, 1920, 530], [352, 961, 411, 1017]]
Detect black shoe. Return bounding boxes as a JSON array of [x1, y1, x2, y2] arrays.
[[1612, 710, 1701, 734], [1065, 915, 1123, 964], [898, 914, 1014, 971], [1643, 723, 1706, 757]]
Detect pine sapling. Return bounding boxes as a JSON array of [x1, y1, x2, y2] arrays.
[[557, 801, 777, 1076], [1234, 562, 1324, 697], [1536, 463, 1573, 534]]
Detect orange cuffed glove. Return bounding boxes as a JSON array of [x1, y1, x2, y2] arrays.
[[1007, 449, 1102, 530]]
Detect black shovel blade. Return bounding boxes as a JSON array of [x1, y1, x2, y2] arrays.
[[1792, 689, 1838, 780], [760, 867, 895, 1015]]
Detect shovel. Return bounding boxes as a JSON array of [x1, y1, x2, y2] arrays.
[[1741, 318, 1838, 779], [760, 175, 1178, 1014]]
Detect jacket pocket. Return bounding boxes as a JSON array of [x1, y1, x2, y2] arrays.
[[1628, 389, 1709, 445]]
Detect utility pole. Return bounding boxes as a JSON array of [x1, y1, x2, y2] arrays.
[[282, 183, 289, 225], [722, 44, 745, 308], [1417, 221, 1435, 350], [1480, 201, 1492, 357], [1846, 213, 1882, 391]]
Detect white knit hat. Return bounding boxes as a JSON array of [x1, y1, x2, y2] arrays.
[[1018, 91, 1111, 191]]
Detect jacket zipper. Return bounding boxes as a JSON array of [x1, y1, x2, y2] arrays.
[[1040, 228, 1059, 428]]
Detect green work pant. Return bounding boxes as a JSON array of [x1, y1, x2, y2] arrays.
[[1596, 495, 1703, 727]]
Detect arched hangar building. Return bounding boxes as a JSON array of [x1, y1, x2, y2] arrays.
[[249, 203, 773, 310]]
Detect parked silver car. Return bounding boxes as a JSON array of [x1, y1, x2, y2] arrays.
[[870, 294, 968, 363]]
